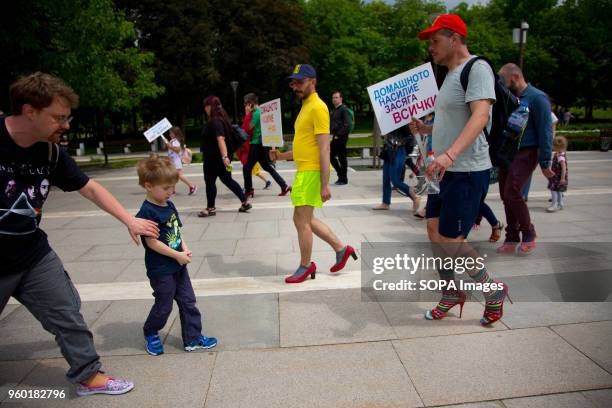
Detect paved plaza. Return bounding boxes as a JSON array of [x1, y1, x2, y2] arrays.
[[1, 151, 612, 407]]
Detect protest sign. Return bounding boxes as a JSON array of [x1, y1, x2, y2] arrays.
[[143, 118, 172, 143], [367, 62, 438, 135], [259, 98, 283, 147]]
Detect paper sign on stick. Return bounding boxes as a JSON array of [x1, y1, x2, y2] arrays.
[[259, 98, 284, 147], [367, 62, 438, 135], [144, 118, 172, 143]]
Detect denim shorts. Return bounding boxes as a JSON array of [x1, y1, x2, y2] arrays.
[[425, 169, 490, 239]]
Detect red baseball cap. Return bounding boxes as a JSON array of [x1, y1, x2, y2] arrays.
[[417, 14, 468, 40]]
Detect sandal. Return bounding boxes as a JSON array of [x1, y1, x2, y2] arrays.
[[489, 221, 504, 242], [197, 208, 216, 217]]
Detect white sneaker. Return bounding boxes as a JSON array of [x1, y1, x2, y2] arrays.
[[546, 205, 560, 213]]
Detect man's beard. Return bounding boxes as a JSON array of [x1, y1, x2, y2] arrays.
[[47, 131, 63, 143]]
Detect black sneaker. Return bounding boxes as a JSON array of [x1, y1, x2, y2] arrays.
[[334, 180, 347, 186], [239, 202, 252, 212]]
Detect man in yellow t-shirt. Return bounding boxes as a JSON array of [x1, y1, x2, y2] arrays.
[[271, 64, 357, 284]]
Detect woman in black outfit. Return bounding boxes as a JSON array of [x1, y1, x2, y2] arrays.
[[198, 95, 251, 217]]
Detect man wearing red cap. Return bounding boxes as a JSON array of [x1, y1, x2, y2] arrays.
[[411, 15, 510, 326]]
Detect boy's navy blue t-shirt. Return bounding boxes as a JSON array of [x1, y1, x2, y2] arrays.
[[136, 200, 183, 277]]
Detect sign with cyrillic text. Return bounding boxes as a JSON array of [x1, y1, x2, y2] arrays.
[[260, 98, 283, 147], [367, 62, 438, 135], [143, 118, 172, 143]]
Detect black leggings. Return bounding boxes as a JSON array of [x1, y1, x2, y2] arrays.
[[203, 159, 246, 208], [243, 144, 287, 192]]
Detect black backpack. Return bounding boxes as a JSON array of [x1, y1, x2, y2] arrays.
[[460, 56, 520, 168], [229, 124, 248, 154]]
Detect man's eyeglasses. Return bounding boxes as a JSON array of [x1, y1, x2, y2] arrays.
[[50, 114, 73, 125]]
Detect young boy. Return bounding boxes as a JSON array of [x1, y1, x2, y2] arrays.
[[136, 155, 217, 355]]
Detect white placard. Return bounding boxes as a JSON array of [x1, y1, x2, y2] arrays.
[[367, 62, 438, 135], [259, 98, 283, 147], [143, 118, 172, 143]]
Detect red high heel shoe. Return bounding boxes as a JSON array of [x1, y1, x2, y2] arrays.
[[330, 246, 358, 273], [278, 185, 292, 196], [285, 262, 317, 284], [424, 291, 467, 320], [480, 282, 513, 326]]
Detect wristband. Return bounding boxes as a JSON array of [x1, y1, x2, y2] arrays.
[[222, 155, 228, 159], [444, 151, 455, 162]]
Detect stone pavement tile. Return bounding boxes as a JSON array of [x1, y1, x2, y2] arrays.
[[0, 360, 39, 403], [39, 216, 74, 230], [88, 300, 177, 357], [114, 258, 203, 282], [575, 205, 612, 220], [62, 215, 124, 230], [533, 222, 594, 238], [63, 260, 131, 284], [551, 321, 612, 373], [503, 392, 598, 408], [197, 254, 276, 278], [180, 223, 208, 242], [572, 220, 612, 235], [583, 388, 612, 408], [7, 352, 215, 407], [48, 228, 133, 247], [341, 215, 417, 234], [434, 402, 503, 408], [279, 289, 396, 347], [187, 238, 237, 257], [0, 301, 110, 361], [79, 243, 143, 262], [392, 327, 612, 406], [236, 237, 293, 255], [380, 301, 508, 340], [203, 221, 247, 240], [51, 244, 94, 263], [363, 230, 428, 243], [164, 294, 278, 352], [245, 220, 279, 238], [499, 302, 612, 329], [320, 205, 375, 218], [204, 342, 423, 408]]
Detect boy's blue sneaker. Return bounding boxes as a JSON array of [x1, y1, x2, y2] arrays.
[[184, 335, 217, 352], [144, 334, 164, 356]]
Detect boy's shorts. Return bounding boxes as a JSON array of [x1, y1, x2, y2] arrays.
[[291, 170, 322, 208], [425, 169, 490, 239]]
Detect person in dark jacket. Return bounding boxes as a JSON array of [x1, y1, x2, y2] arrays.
[[330, 91, 350, 185]]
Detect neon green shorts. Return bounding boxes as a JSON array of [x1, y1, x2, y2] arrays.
[[291, 171, 322, 208]]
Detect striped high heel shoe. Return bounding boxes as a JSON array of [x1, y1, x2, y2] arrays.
[[480, 283, 513, 326], [424, 290, 467, 320]]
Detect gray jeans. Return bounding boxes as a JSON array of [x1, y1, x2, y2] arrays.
[[0, 251, 101, 383]]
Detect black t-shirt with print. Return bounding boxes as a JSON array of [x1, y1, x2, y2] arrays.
[[0, 117, 89, 274]]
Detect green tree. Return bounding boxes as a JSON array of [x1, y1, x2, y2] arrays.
[[0, 0, 161, 115]]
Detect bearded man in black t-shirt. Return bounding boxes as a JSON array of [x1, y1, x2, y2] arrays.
[[0, 73, 159, 397]]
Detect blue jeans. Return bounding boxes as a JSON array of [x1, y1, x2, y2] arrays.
[[382, 147, 413, 205], [477, 202, 499, 227], [144, 266, 202, 344]]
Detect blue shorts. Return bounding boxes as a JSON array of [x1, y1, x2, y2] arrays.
[[425, 170, 490, 239]]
